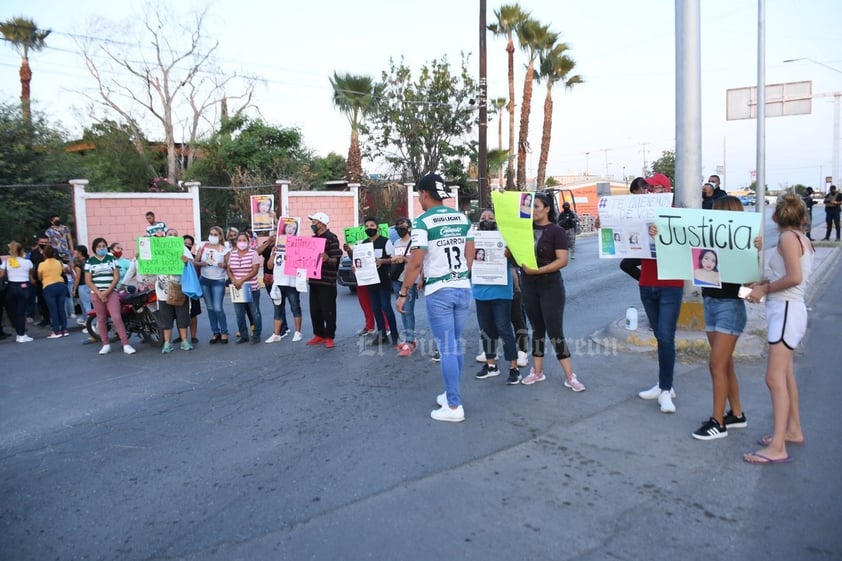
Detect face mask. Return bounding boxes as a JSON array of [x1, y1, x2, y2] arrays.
[[237, 241, 248, 250], [365, 228, 378, 237], [311, 224, 320, 234], [112, 250, 123, 258], [208, 235, 219, 245], [96, 248, 108, 257], [52, 220, 60, 226], [478, 220, 497, 231], [395, 227, 409, 238]]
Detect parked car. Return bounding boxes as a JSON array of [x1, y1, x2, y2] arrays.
[[338, 255, 357, 292], [739, 194, 756, 206]]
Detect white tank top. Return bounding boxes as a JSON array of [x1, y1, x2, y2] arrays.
[[765, 230, 813, 303]]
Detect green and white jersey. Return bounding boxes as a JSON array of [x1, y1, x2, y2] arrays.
[[412, 206, 473, 295]]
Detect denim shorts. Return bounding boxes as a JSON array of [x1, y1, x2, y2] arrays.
[[703, 296, 747, 336]]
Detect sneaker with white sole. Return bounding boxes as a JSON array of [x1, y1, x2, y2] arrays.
[[723, 410, 747, 428], [639, 384, 676, 400], [658, 390, 676, 413], [77, 318, 87, 326], [506, 368, 521, 385], [564, 373, 586, 392], [47, 332, 63, 339], [99, 344, 112, 355], [431, 404, 465, 422], [432, 350, 441, 362], [123, 344, 137, 355], [475, 364, 500, 379], [292, 331, 303, 342], [517, 351, 528, 367], [520, 368, 546, 385], [475, 351, 486, 363], [16, 334, 34, 343], [436, 392, 447, 407], [692, 417, 727, 440], [265, 334, 283, 343]]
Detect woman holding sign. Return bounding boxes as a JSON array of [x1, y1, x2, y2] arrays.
[[226, 232, 263, 344], [519, 192, 586, 392], [195, 226, 230, 344]]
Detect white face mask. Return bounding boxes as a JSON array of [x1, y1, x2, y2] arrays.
[[208, 235, 219, 244]]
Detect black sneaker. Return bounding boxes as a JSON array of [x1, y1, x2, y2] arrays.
[[723, 410, 747, 428], [475, 364, 500, 379], [692, 418, 728, 441], [506, 368, 521, 385]]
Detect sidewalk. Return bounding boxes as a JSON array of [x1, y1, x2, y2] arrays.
[[591, 235, 842, 359]]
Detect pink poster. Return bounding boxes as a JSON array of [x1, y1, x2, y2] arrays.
[[283, 235, 326, 279]]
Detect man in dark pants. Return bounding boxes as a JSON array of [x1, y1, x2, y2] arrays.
[[29, 237, 51, 327], [823, 185, 841, 241], [801, 187, 815, 240], [305, 212, 342, 348]]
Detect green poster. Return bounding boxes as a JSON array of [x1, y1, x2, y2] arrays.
[[136, 236, 185, 275], [344, 224, 389, 245], [654, 208, 762, 283], [491, 191, 538, 269]]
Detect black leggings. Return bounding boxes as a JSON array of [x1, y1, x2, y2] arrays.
[[521, 272, 570, 359]]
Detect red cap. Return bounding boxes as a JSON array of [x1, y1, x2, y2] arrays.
[[645, 173, 672, 191]]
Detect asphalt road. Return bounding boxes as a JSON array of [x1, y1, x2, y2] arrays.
[[2, 240, 841, 561]]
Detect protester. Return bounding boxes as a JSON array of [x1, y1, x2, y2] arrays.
[[358, 216, 399, 347], [85, 237, 136, 355], [743, 193, 813, 464], [45, 213, 74, 264], [801, 187, 815, 240], [702, 176, 726, 209], [518, 192, 586, 392], [618, 178, 648, 281], [145, 211, 167, 237], [226, 232, 262, 344], [305, 212, 342, 348], [2, 241, 35, 342], [692, 196, 752, 441], [181, 234, 201, 344], [823, 184, 841, 241], [156, 232, 193, 353], [625, 173, 682, 413], [397, 173, 473, 422], [37, 245, 70, 338], [557, 201, 579, 259], [390, 217, 419, 357], [28, 237, 50, 327], [194, 226, 229, 344], [472, 208, 521, 385], [73, 245, 92, 325], [266, 241, 304, 343], [110, 242, 135, 293]]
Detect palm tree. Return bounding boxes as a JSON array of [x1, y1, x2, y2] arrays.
[[488, 4, 528, 190], [535, 44, 583, 188], [491, 96, 508, 185], [329, 72, 380, 184], [0, 17, 50, 130], [515, 19, 557, 189]]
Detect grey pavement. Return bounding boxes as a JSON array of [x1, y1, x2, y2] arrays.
[[1, 239, 841, 560]]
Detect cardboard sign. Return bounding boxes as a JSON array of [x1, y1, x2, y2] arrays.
[[344, 224, 389, 245], [283, 235, 326, 279], [136, 236, 185, 275], [490, 191, 538, 269]]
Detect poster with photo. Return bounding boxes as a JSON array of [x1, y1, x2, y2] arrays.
[[250, 194, 276, 233], [471, 230, 507, 285], [351, 243, 380, 286]]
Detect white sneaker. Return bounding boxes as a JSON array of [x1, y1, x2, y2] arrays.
[[475, 351, 486, 363], [70, 313, 77, 319], [265, 334, 282, 343], [517, 350, 529, 367], [77, 318, 87, 326], [17, 334, 34, 343], [431, 404, 465, 423], [99, 344, 112, 355], [292, 331, 303, 342], [658, 390, 676, 414], [436, 392, 447, 407], [639, 384, 676, 400], [123, 344, 137, 355]]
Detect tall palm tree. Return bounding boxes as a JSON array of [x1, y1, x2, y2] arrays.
[[0, 17, 50, 130], [488, 4, 528, 190], [535, 44, 583, 188], [491, 96, 508, 185], [329, 72, 380, 184], [515, 19, 556, 189]]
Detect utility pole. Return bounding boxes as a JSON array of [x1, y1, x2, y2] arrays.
[[585, 151, 590, 176], [601, 148, 611, 177], [639, 142, 650, 176], [478, 0, 488, 210]]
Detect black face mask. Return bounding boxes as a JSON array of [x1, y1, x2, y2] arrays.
[[395, 227, 409, 238], [311, 224, 320, 234], [478, 220, 497, 231], [365, 228, 378, 238], [52, 221, 60, 226]]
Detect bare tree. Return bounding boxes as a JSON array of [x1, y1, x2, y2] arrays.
[[80, 5, 252, 182]]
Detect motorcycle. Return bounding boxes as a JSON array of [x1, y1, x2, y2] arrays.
[[85, 289, 164, 347]]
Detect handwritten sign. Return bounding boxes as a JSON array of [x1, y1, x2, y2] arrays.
[[597, 193, 674, 259], [283, 235, 326, 279], [654, 208, 762, 283], [136, 236, 185, 275], [344, 224, 389, 245], [491, 191, 537, 269]]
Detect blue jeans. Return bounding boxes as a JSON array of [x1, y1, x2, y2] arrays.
[[475, 298, 517, 362], [393, 281, 417, 342], [273, 286, 302, 331], [200, 277, 228, 335], [234, 289, 262, 340], [639, 285, 683, 390], [426, 288, 471, 407], [77, 284, 92, 315], [370, 284, 398, 343], [43, 283, 68, 333]]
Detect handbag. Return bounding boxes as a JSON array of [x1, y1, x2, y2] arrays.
[[181, 262, 203, 299], [166, 280, 187, 306]]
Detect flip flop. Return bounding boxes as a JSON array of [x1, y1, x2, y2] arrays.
[[743, 451, 793, 465], [757, 435, 805, 447]]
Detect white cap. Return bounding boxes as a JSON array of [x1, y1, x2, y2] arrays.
[[308, 212, 330, 226]]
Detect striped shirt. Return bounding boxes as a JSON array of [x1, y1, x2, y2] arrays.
[[411, 206, 473, 295], [85, 255, 118, 290], [228, 249, 259, 291]]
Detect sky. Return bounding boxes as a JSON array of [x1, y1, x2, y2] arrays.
[[2, 0, 841, 192]]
